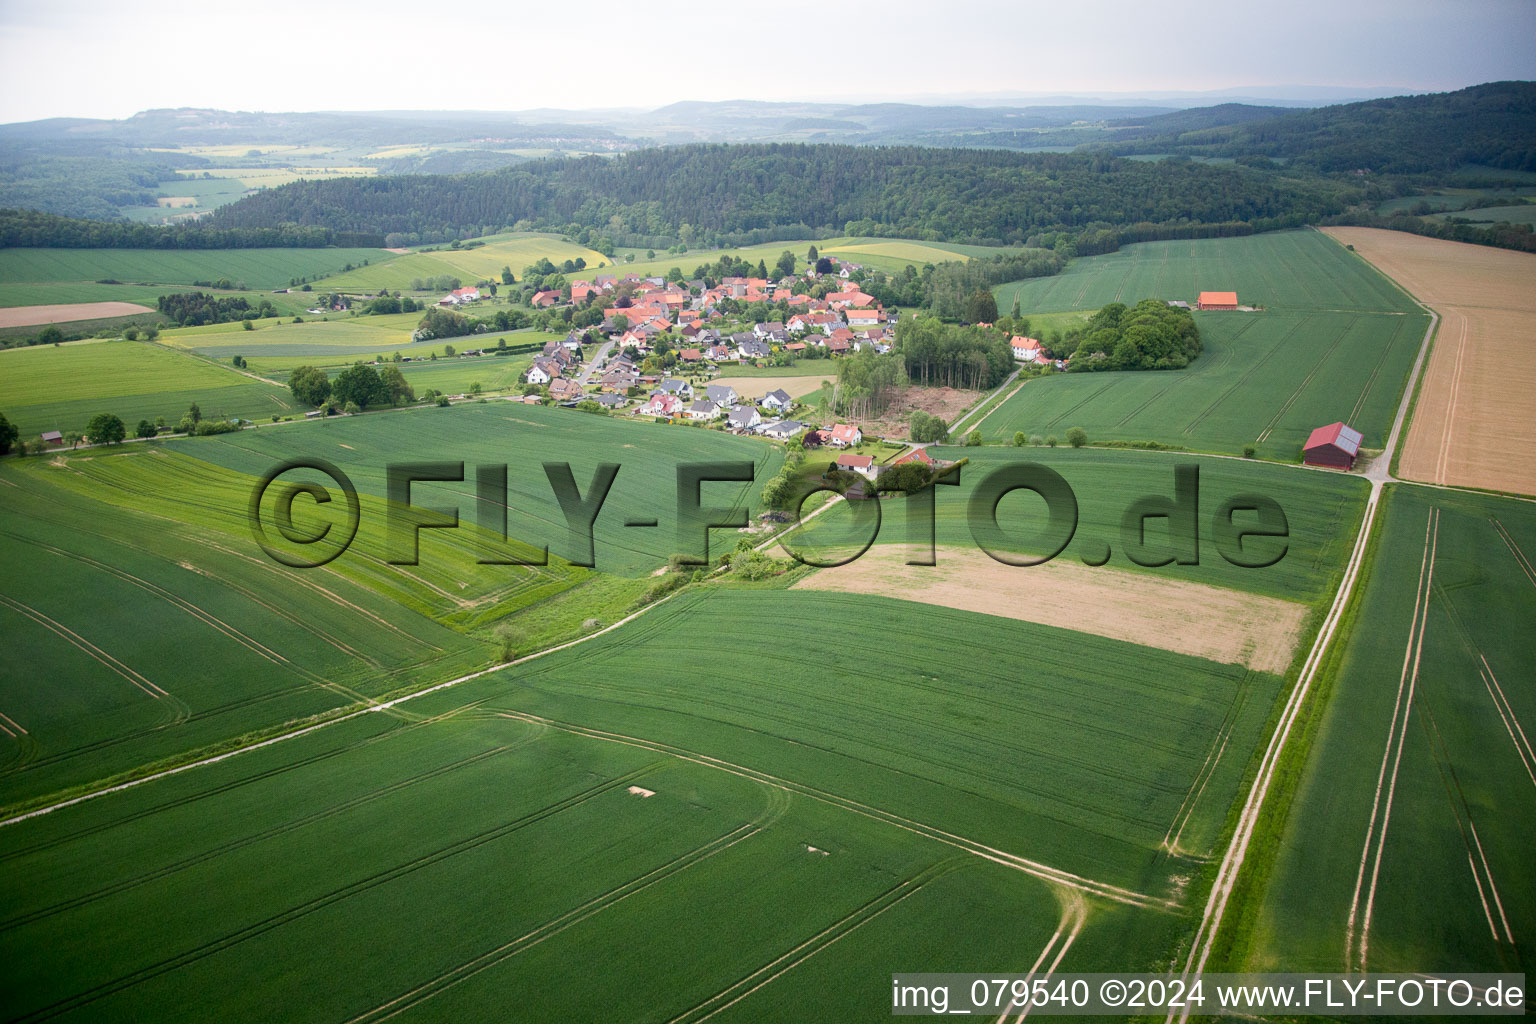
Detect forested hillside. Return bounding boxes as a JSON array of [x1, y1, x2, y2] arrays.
[[1096, 81, 1536, 173], [203, 145, 1358, 248]]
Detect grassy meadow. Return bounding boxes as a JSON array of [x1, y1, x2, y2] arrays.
[[0, 340, 298, 436], [1232, 484, 1536, 974], [315, 235, 610, 292]]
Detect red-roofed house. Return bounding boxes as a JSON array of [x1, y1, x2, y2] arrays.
[[1010, 336, 1042, 361], [835, 453, 878, 479], [532, 290, 563, 308], [829, 423, 862, 448], [846, 309, 881, 327], [1302, 421, 1363, 469], [891, 447, 934, 467]]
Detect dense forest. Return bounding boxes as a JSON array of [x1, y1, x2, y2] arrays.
[[896, 317, 1016, 389], [1095, 81, 1536, 174], [203, 145, 1356, 248]]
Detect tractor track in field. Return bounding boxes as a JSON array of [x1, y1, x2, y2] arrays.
[[348, 787, 791, 1024], [12, 764, 665, 1024], [669, 858, 968, 1024], [999, 893, 1088, 1022], [0, 738, 536, 933], [1344, 507, 1438, 974], [487, 708, 1172, 911], [1254, 314, 1357, 447], [1183, 313, 1309, 439]]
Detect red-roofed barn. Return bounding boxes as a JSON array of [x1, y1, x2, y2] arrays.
[[1302, 421, 1363, 469]]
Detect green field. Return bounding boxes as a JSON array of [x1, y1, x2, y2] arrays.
[[316, 235, 610, 292], [0, 340, 299, 436], [0, 585, 1260, 1020], [993, 230, 1419, 315], [0, 448, 531, 807], [982, 230, 1429, 458], [168, 402, 785, 577], [1234, 484, 1536, 974], [0, 248, 397, 296], [1431, 202, 1536, 225], [983, 309, 1427, 457], [795, 445, 1370, 605]]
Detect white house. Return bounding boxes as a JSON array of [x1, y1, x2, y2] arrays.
[[525, 362, 552, 385], [705, 384, 738, 406], [760, 388, 793, 412], [727, 406, 761, 431], [1010, 335, 1043, 361], [685, 400, 722, 421], [836, 453, 878, 479], [829, 423, 862, 448]]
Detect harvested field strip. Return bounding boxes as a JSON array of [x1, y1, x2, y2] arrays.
[[794, 546, 1306, 673]]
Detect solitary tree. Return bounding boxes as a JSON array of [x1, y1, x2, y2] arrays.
[[1066, 426, 1088, 448], [85, 413, 126, 446], [807, 245, 819, 264], [1012, 431, 1026, 447]]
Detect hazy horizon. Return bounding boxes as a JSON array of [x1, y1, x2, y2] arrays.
[[2, 0, 1532, 124]]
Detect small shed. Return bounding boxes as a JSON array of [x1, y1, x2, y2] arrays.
[[1197, 291, 1239, 311], [40, 430, 64, 447], [1303, 422, 1363, 469]]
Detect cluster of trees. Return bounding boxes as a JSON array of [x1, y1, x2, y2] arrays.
[[287, 363, 415, 411], [1063, 300, 1202, 372], [360, 291, 421, 315], [896, 317, 1016, 390], [415, 306, 489, 341], [408, 275, 463, 292], [834, 349, 907, 419], [908, 410, 950, 442], [201, 144, 1359, 248], [156, 292, 277, 326]]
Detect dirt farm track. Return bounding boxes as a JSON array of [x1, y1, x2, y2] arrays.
[[1323, 227, 1536, 495]]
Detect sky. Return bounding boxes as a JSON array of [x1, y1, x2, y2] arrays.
[[1, 0, 1533, 122]]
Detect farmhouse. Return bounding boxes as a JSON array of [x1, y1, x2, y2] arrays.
[[531, 289, 563, 308], [1197, 291, 1239, 311], [1302, 421, 1364, 469]]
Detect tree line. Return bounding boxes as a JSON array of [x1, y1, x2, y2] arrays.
[[0, 208, 382, 249]]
